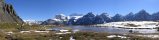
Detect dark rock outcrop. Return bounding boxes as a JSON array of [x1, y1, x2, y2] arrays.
[[0, 0, 23, 23]]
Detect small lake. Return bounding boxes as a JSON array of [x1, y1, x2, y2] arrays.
[[53, 26, 159, 34]]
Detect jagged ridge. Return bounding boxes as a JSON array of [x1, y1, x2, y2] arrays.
[[0, 0, 23, 23]]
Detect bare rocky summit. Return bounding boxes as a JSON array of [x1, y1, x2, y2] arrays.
[[0, 0, 23, 23]]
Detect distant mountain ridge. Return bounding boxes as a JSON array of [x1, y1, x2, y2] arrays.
[[42, 9, 159, 25], [0, 0, 23, 23]]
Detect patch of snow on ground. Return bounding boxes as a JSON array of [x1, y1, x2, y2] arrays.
[[107, 35, 128, 38], [96, 21, 159, 29], [137, 35, 159, 38], [95, 21, 159, 33]]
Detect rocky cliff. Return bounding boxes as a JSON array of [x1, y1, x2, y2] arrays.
[[0, 0, 23, 23]]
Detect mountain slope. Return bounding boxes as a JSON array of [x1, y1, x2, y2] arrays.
[[0, 0, 23, 23]]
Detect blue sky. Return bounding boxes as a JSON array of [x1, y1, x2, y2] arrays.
[[5, 0, 159, 21]]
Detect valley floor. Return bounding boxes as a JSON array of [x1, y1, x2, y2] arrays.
[[0, 22, 159, 40]]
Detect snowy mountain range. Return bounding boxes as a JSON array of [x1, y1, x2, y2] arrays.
[[24, 20, 43, 25], [39, 9, 159, 25]]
